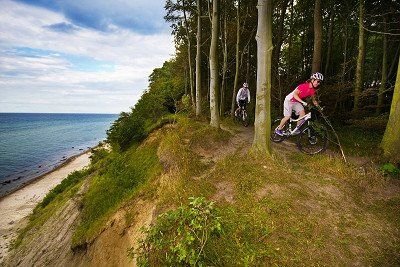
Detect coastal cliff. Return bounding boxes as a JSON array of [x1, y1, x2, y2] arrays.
[[3, 116, 400, 266]]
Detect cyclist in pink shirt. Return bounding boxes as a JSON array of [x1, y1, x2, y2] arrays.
[[275, 72, 323, 136]]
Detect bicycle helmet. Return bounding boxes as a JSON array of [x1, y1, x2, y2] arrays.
[[310, 72, 324, 81], [243, 82, 248, 87]]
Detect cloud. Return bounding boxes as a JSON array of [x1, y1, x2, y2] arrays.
[[44, 22, 79, 33], [14, 0, 169, 34], [0, 0, 174, 113]]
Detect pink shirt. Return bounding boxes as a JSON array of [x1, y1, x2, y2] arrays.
[[290, 82, 315, 103]]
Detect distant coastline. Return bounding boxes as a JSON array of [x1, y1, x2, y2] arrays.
[[0, 148, 92, 200]]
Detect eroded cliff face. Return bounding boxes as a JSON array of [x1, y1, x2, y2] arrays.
[[4, 181, 160, 267]]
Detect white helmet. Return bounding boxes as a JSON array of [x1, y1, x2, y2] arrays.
[[243, 82, 248, 87], [310, 72, 324, 81]]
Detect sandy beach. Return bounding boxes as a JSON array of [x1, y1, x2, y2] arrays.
[[0, 151, 91, 262]]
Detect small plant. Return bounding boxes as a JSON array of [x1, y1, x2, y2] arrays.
[[380, 163, 400, 178], [132, 197, 222, 266]]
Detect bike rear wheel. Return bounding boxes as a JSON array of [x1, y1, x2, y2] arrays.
[[270, 118, 286, 143], [296, 123, 328, 155]]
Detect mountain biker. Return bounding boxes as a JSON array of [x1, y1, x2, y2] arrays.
[[235, 82, 251, 117], [275, 72, 323, 136]]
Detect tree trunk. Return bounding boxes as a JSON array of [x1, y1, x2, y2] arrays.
[[324, 10, 334, 76], [341, 17, 348, 82], [253, 0, 272, 153], [354, 0, 365, 113], [312, 0, 322, 73], [231, 0, 241, 117], [220, 11, 228, 117], [287, 0, 294, 78], [377, 17, 387, 115], [209, 0, 220, 128], [182, 0, 194, 107], [272, 0, 289, 86], [381, 51, 400, 162], [195, 0, 202, 116]]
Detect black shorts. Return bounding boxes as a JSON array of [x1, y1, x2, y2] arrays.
[[238, 99, 247, 109]]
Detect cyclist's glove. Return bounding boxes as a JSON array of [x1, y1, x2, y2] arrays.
[[302, 101, 308, 107]]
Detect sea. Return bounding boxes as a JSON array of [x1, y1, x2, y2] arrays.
[[0, 113, 118, 198]]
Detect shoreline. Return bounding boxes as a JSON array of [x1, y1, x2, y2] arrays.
[[0, 149, 92, 200], [0, 150, 92, 262]]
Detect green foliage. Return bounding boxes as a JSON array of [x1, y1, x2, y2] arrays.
[[39, 169, 90, 209], [89, 147, 110, 165], [106, 59, 185, 151], [72, 142, 162, 248], [381, 163, 400, 178], [133, 197, 222, 267]]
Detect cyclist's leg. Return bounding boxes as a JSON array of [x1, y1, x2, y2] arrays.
[[277, 99, 292, 130], [293, 103, 305, 127]]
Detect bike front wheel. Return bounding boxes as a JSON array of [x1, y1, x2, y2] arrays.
[[270, 118, 286, 143], [242, 110, 249, 127], [296, 123, 328, 155]]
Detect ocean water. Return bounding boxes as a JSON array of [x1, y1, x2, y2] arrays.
[[0, 113, 118, 197]]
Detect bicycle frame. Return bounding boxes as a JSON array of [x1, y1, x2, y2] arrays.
[[285, 112, 312, 136]]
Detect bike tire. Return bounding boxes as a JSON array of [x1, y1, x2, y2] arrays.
[[296, 124, 328, 155], [242, 110, 249, 127], [270, 118, 286, 143]]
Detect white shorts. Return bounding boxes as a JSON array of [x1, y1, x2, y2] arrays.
[[283, 98, 304, 117]]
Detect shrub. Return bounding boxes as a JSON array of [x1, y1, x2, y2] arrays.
[[132, 197, 222, 266]]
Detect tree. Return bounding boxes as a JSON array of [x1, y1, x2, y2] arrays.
[[253, 0, 272, 153], [312, 0, 322, 73], [376, 16, 387, 115], [354, 0, 365, 113], [381, 50, 400, 162], [195, 0, 202, 115], [209, 0, 220, 128], [230, 0, 241, 117]]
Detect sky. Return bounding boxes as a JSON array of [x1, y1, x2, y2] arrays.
[[0, 0, 175, 114]]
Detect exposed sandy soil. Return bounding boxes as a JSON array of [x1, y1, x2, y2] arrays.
[[0, 152, 90, 264]]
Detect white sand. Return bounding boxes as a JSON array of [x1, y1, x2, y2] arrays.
[[0, 152, 91, 262]]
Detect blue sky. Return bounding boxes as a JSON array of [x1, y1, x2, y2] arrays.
[[0, 0, 174, 113]]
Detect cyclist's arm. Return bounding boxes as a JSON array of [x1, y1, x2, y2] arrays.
[[293, 89, 306, 105], [236, 89, 241, 104], [311, 95, 319, 106], [247, 90, 250, 103]]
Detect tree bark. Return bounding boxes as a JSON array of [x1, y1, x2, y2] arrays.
[[377, 17, 387, 115], [220, 10, 228, 116], [341, 17, 348, 82], [324, 10, 334, 76], [195, 0, 202, 116], [312, 0, 322, 73], [182, 0, 194, 107], [253, 0, 272, 153], [231, 0, 241, 117], [209, 0, 220, 128], [272, 0, 289, 86], [381, 50, 400, 162], [354, 0, 365, 113]]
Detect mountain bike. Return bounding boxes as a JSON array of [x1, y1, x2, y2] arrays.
[[270, 106, 328, 155], [235, 105, 249, 127]]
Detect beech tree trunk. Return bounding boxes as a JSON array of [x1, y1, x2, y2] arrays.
[[272, 0, 289, 87], [312, 0, 322, 73], [377, 17, 387, 115], [182, 0, 194, 107], [231, 0, 240, 117], [209, 0, 220, 128], [195, 0, 202, 116], [381, 51, 400, 162], [324, 10, 334, 76], [354, 0, 365, 113], [220, 11, 228, 116], [253, 0, 272, 153]]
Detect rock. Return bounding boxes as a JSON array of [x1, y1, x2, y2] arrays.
[[8, 221, 14, 225]]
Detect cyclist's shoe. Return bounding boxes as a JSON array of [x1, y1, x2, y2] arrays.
[[275, 129, 283, 136]]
